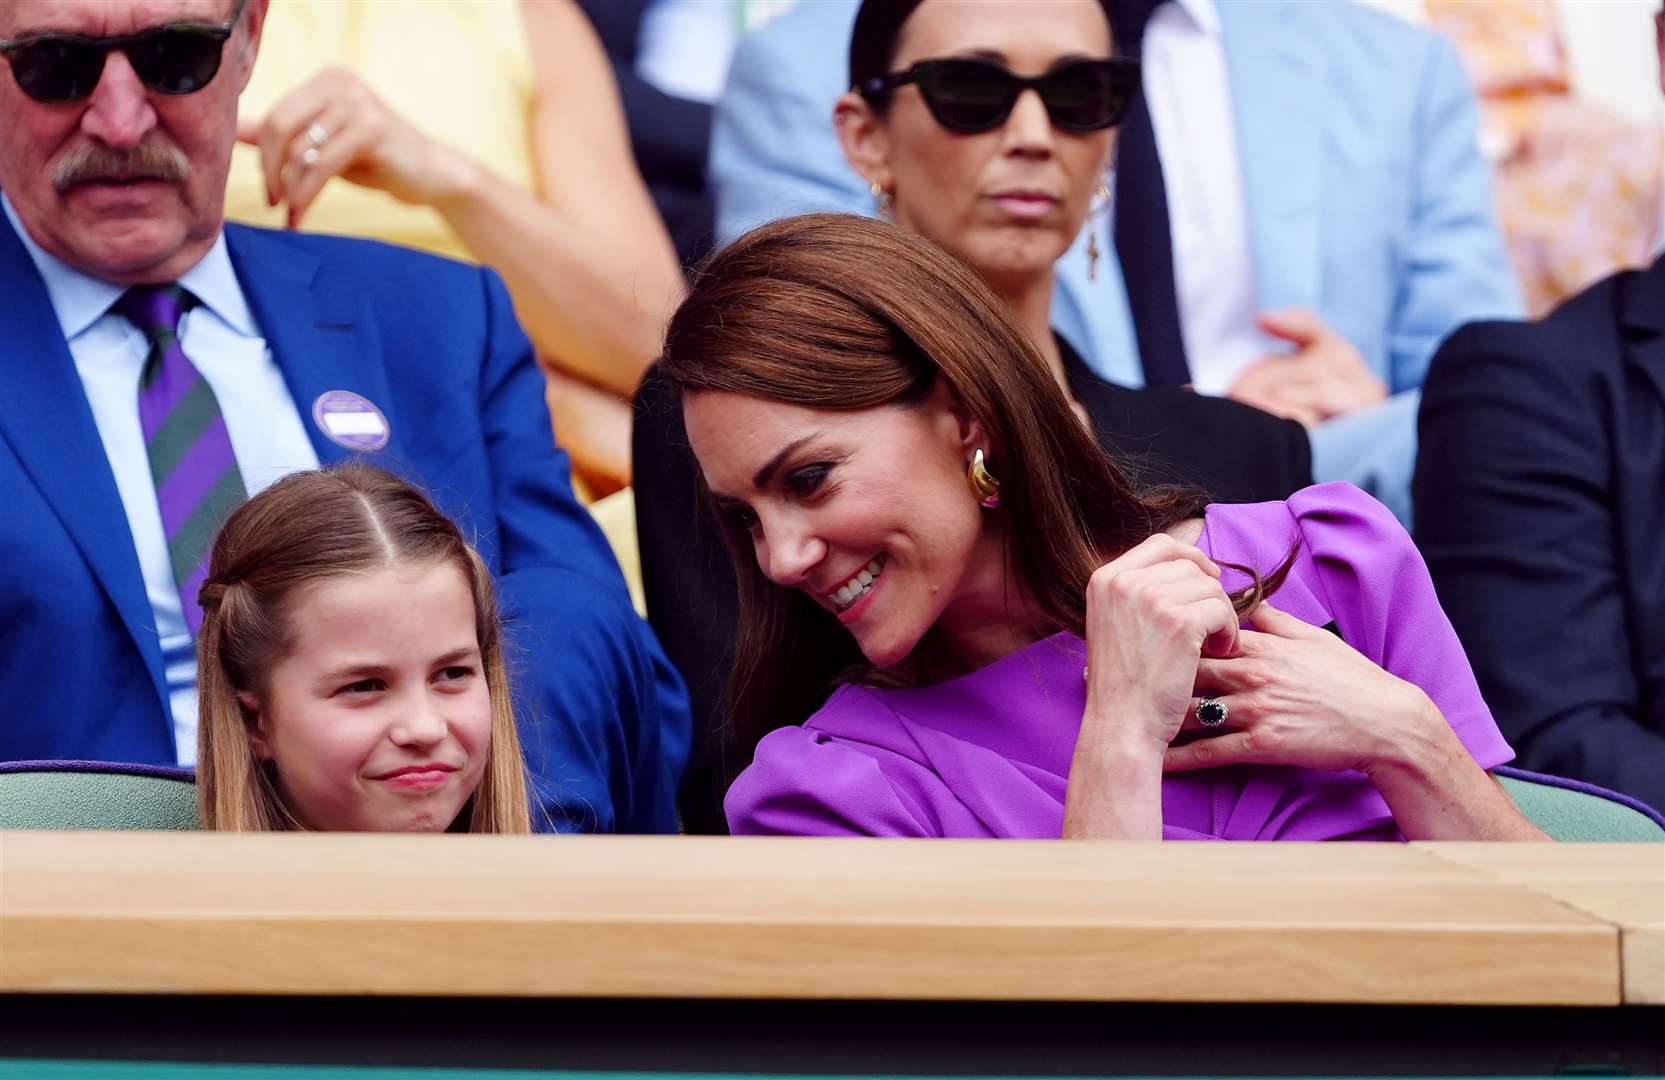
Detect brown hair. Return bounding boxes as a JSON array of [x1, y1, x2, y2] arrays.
[[195, 464, 532, 833], [660, 214, 1287, 757]]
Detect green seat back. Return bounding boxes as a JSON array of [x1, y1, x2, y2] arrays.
[[1499, 774, 1665, 841], [0, 767, 199, 830]]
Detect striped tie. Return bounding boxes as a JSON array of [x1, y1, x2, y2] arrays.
[[118, 285, 247, 637]]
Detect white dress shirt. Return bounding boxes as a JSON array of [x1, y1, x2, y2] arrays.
[[637, 0, 744, 105], [3, 194, 319, 765], [1140, 0, 1281, 395]]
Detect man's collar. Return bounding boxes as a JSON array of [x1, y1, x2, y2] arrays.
[[176, 225, 259, 338], [2, 192, 123, 342], [0, 191, 257, 340], [1166, 0, 1223, 36]]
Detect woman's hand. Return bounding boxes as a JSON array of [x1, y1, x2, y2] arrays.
[[236, 67, 474, 227], [1064, 533, 1237, 839], [1081, 533, 1241, 755], [1227, 309, 1388, 426], [1166, 602, 1549, 840], [1165, 601, 1440, 776]]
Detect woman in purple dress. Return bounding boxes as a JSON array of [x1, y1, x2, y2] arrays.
[[661, 213, 1544, 841]]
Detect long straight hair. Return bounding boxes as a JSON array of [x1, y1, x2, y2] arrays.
[[660, 214, 1287, 758], [195, 464, 532, 832]]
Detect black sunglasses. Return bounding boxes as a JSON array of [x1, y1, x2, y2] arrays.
[[0, 0, 248, 104], [859, 56, 1140, 135]]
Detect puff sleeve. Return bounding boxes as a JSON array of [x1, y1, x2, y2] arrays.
[[1286, 482, 1515, 771]]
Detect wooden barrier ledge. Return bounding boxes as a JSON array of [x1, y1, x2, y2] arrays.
[[0, 833, 1648, 1007], [1418, 842, 1665, 1005]]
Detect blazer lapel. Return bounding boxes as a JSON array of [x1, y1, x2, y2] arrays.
[[223, 225, 403, 468], [1618, 259, 1665, 455], [0, 213, 170, 713], [1218, 0, 1322, 313], [1622, 256, 1665, 403]]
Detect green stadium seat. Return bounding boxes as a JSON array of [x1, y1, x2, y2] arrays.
[[1495, 766, 1665, 841], [0, 760, 199, 830]]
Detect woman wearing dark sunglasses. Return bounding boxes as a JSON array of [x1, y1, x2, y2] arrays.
[[832, 0, 1311, 505]]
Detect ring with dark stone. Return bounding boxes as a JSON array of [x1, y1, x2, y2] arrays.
[[1197, 697, 1229, 728]]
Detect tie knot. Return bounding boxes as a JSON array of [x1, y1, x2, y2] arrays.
[[116, 284, 199, 343]]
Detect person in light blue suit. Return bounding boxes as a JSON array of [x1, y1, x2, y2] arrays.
[[0, 0, 688, 832], [710, 0, 1524, 522]]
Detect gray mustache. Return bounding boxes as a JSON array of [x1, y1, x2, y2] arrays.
[[52, 139, 190, 192]]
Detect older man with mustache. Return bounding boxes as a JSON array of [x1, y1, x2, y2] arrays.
[[0, 0, 691, 833]]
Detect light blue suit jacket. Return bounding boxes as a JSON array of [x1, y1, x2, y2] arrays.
[[710, 0, 1524, 522]]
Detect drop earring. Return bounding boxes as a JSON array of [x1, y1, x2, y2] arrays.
[[870, 180, 895, 221], [966, 448, 1001, 509], [1085, 180, 1111, 282]]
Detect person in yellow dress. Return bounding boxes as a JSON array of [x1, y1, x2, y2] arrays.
[[226, 0, 684, 497]]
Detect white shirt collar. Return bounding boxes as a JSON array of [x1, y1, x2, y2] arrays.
[[1166, 0, 1223, 37], [2, 190, 258, 341]]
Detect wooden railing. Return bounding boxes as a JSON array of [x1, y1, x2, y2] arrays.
[[1, 834, 1658, 1006]]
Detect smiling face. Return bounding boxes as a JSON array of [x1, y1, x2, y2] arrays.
[[837, 0, 1115, 290], [684, 382, 1023, 671], [244, 558, 491, 833], [0, 0, 265, 284]]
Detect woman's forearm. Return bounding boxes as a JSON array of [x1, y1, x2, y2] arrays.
[[545, 369, 633, 489], [1062, 722, 1166, 840], [431, 151, 685, 398], [1367, 699, 1550, 841]]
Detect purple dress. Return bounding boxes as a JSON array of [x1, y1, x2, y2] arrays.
[[726, 483, 1515, 840]]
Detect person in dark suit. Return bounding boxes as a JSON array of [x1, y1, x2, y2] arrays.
[[0, 0, 689, 832], [639, 0, 1311, 831], [1414, 255, 1665, 815]]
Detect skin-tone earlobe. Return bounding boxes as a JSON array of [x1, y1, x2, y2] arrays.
[[237, 691, 272, 760], [834, 94, 895, 198], [240, 0, 271, 79], [225, 0, 271, 97], [929, 379, 987, 468]]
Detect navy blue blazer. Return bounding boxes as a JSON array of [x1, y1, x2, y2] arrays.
[[1415, 256, 1665, 814], [0, 212, 691, 833]]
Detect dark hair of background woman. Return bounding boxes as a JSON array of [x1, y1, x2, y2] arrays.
[[848, 0, 1121, 95]]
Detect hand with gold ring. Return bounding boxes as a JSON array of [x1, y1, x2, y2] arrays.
[[236, 66, 475, 228]]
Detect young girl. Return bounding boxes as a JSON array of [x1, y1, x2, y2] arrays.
[[196, 464, 532, 832]]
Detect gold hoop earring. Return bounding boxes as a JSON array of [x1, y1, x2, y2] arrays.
[[967, 448, 1001, 508], [870, 180, 895, 221], [1085, 180, 1110, 281]]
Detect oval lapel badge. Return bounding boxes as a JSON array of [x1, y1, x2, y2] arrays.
[[312, 390, 390, 452]]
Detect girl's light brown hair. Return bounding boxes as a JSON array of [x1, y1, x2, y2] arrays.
[[659, 213, 1288, 760], [195, 463, 531, 833]]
